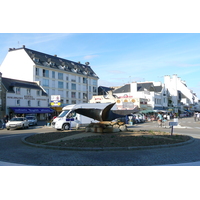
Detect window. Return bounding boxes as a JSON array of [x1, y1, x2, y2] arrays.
[[43, 69, 49, 77], [52, 71, 55, 78], [72, 100, 76, 104], [78, 92, 81, 99], [71, 83, 76, 90], [16, 87, 20, 94], [28, 100, 31, 106], [71, 92, 76, 98], [38, 101, 40, 106], [66, 91, 69, 98], [58, 81, 63, 89], [83, 77, 87, 84], [71, 75, 76, 82], [52, 80, 55, 88], [36, 68, 39, 76], [93, 87, 97, 93], [83, 93, 87, 99], [93, 79, 97, 86], [16, 99, 20, 106], [27, 89, 31, 95], [66, 99, 69, 104], [66, 83, 69, 89], [42, 79, 49, 87], [58, 73, 63, 80], [37, 90, 40, 96]]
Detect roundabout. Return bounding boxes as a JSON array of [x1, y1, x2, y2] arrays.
[[22, 128, 194, 151], [0, 118, 200, 166]]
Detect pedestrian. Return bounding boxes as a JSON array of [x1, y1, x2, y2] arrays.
[[197, 112, 200, 121], [1, 115, 7, 129], [156, 112, 163, 127], [194, 112, 198, 121]]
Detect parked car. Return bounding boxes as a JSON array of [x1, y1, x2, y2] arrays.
[[26, 116, 37, 126], [6, 117, 29, 130]]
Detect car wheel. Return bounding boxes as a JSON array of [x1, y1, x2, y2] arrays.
[[7, 128, 10, 130], [62, 123, 70, 130]]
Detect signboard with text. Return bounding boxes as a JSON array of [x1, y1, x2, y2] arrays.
[[51, 95, 61, 107]]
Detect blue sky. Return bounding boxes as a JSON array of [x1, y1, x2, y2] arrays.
[[1, 33, 200, 97]]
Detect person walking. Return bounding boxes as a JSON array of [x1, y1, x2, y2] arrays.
[[156, 112, 163, 127], [1, 115, 7, 129], [194, 112, 198, 122]]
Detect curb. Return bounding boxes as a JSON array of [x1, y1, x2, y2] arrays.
[[21, 135, 195, 151]]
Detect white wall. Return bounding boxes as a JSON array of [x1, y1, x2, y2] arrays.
[[6, 88, 48, 107], [0, 49, 34, 81]]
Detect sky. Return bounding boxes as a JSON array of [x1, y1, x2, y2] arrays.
[[1, 33, 200, 97]]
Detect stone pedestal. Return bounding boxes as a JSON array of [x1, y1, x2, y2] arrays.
[[85, 121, 127, 133]]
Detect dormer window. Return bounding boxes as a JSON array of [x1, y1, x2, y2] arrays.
[[33, 57, 39, 63]]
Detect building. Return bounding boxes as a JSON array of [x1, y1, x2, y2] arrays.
[[112, 81, 168, 111], [0, 45, 99, 110], [91, 75, 200, 115], [164, 74, 200, 113], [1, 76, 54, 120]]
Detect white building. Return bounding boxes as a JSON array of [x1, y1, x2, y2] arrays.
[[0, 45, 99, 109], [112, 81, 168, 111], [1, 76, 53, 120], [164, 74, 199, 112]]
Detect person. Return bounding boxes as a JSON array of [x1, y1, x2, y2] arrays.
[[197, 112, 200, 121], [156, 112, 163, 127], [194, 112, 198, 121], [2, 115, 7, 129]]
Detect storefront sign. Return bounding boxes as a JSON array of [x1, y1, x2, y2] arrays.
[[51, 95, 61, 107]]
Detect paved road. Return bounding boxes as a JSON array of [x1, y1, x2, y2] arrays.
[[0, 117, 200, 166]]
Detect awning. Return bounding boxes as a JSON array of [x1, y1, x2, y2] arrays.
[[9, 107, 54, 114], [139, 110, 155, 113], [51, 107, 63, 112]]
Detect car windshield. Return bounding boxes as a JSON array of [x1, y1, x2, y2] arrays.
[[10, 117, 24, 121], [26, 117, 34, 120]]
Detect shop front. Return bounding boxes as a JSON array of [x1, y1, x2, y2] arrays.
[[9, 107, 54, 120]]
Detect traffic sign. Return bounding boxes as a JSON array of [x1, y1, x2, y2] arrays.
[[169, 122, 178, 126]]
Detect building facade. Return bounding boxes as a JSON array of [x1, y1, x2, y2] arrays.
[[1, 76, 54, 120], [0, 46, 99, 109], [164, 74, 199, 113]]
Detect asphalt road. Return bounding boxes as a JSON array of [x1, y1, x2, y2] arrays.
[[0, 117, 200, 166]]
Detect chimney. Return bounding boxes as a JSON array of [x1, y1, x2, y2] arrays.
[[54, 54, 57, 57], [22, 45, 25, 48]]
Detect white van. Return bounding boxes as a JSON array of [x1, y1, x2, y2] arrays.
[[53, 103, 117, 130]]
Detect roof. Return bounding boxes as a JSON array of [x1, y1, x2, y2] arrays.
[[2, 77, 48, 96], [137, 82, 155, 92], [8, 46, 99, 79], [113, 84, 130, 93], [113, 82, 163, 94], [98, 86, 113, 95]]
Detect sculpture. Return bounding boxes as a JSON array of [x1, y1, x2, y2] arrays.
[[74, 103, 125, 121]]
